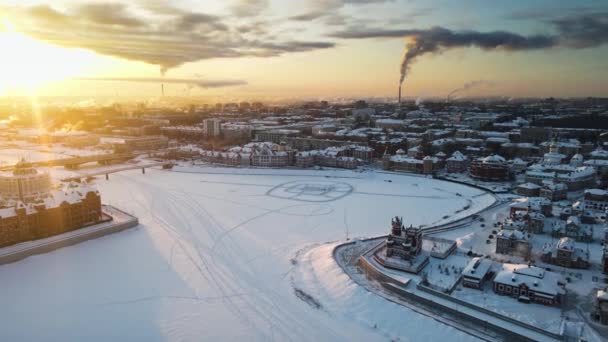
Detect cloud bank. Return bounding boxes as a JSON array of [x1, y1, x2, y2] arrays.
[[1, 1, 607, 83], [1, 3, 335, 75]]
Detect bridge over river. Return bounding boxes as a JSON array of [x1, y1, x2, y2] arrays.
[[0, 153, 136, 171]]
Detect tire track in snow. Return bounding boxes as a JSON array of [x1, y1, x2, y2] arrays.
[[103, 171, 373, 341], [114, 174, 259, 329]]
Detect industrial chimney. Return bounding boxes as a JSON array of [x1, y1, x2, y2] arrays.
[[398, 85, 402, 106]]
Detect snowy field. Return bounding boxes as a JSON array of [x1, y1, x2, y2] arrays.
[[0, 166, 495, 341]]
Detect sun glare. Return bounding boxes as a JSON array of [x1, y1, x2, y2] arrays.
[[0, 20, 97, 95]]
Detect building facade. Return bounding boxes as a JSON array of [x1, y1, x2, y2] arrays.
[[493, 265, 566, 306], [540, 237, 590, 269], [509, 197, 553, 218], [462, 257, 493, 289], [383, 151, 442, 175], [583, 189, 608, 212], [0, 161, 52, 202], [495, 229, 531, 259], [120, 136, 169, 151], [469, 155, 510, 181], [0, 184, 102, 247], [602, 228, 608, 274], [551, 216, 593, 242], [203, 118, 222, 137], [516, 183, 541, 197], [386, 216, 423, 260], [525, 165, 596, 191], [596, 289, 608, 325], [539, 182, 568, 201]]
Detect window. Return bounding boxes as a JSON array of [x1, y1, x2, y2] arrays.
[[498, 284, 504, 291]]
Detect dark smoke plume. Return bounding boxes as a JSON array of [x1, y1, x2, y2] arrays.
[[330, 13, 608, 88], [447, 80, 494, 102], [397, 26, 557, 87]]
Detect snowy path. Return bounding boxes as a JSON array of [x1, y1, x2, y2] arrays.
[[0, 167, 495, 341]]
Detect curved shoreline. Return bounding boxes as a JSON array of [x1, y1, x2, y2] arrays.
[[328, 190, 503, 341], [329, 182, 563, 341]]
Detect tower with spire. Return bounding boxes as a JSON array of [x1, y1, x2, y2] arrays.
[[386, 216, 423, 260]]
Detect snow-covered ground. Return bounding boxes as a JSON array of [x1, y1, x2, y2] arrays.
[[0, 165, 495, 341], [424, 253, 470, 292]]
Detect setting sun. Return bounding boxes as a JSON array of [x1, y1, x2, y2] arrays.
[[0, 20, 97, 94]]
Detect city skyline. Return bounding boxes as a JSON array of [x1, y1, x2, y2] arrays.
[[0, 0, 607, 99]]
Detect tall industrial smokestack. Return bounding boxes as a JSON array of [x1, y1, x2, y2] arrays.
[[398, 84, 402, 106], [160, 65, 166, 97]]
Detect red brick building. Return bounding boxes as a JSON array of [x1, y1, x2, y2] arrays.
[[0, 185, 102, 248], [469, 155, 510, 181]]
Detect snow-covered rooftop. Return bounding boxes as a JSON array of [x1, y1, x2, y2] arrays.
[[494, 264, 565, 297], [517, 183, 541, 190], [462, 257, 492, 280]]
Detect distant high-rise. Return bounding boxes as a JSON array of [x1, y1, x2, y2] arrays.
[[203, 118, 222, 137]]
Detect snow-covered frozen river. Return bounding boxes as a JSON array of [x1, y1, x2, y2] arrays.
[[0, 166, 495, 341]]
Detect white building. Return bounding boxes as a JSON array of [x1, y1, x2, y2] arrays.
[[542, 141, 565, 166], [525, 163, 596, 191], [234, 142, 289, 168], [0, 161, 52, 202]]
